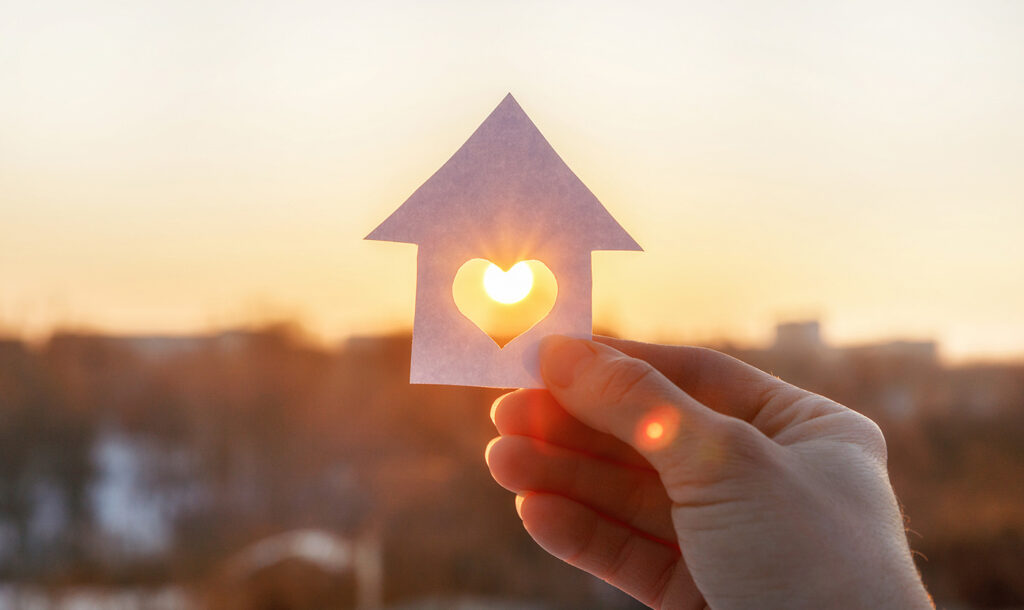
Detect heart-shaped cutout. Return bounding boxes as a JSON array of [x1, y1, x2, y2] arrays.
[[452, 258, 558, 347]]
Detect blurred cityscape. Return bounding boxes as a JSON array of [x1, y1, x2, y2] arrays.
[[0, 321, 1021, 609]]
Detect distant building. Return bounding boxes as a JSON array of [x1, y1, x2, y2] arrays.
[[212, 528, 382, 610], [110, 330, 254, 360], [773, 320, 824, 353], [844, 340, 938, 365]]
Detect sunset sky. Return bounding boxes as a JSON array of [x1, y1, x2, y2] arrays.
[[2, 1, 1023, 361]]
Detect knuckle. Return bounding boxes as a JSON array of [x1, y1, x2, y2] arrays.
[[853, 412, 888, 463], [660, 419, 773, 490], [620, 475, 650, 524], [601, 532, 639, 582], [597, 356, 657, 404], [709, 418, 771, 466]]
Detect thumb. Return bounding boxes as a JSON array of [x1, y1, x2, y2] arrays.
[[538, 335, 766, 477]]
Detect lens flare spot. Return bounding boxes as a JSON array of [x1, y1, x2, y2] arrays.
[[635, 406, 681, 452], [483, 262, 534, 304], [645, 421, 665, 440]]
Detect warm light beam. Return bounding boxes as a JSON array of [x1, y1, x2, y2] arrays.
[[483, 262, 534, 304]]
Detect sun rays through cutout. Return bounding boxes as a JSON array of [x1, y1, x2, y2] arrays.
[[453, 259, 557, 347]]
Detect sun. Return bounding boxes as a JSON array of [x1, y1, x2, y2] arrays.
[[483, 261, 534, 304]]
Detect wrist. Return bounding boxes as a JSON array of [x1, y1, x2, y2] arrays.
[[829, 556, 932, 609]]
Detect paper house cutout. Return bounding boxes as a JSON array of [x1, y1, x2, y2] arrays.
[[367, 94, 640, 388]]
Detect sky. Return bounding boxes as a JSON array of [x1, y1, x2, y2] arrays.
[[1, 0, 1023, 361]]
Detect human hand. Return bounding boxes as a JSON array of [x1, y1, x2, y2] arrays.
[[485, 336, 933, 609]]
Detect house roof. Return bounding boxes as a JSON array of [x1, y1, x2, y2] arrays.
[[366, 94, 641, 264]]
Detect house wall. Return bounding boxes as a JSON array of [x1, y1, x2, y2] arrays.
[[410, 247, 592, 388]]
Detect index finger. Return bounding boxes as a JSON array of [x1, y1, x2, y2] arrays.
[[593, 336, 797, 423]]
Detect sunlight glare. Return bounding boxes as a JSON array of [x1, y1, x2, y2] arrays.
[[483, 262, 534, 304], [635, 406, 681, 451]]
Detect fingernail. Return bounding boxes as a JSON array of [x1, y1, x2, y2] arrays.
[[484, 437, 500, 465], [540, 336, 597, 388], [490, 392, 511, 426], [514, 494, 525, 519]]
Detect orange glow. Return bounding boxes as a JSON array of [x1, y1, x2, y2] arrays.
[[645, 421, 665, 440], [2, 4, 1023, 362], [635, 406, 682, 452]]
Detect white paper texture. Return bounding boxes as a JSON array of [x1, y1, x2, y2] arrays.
[[367, 94, 640, 388]]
